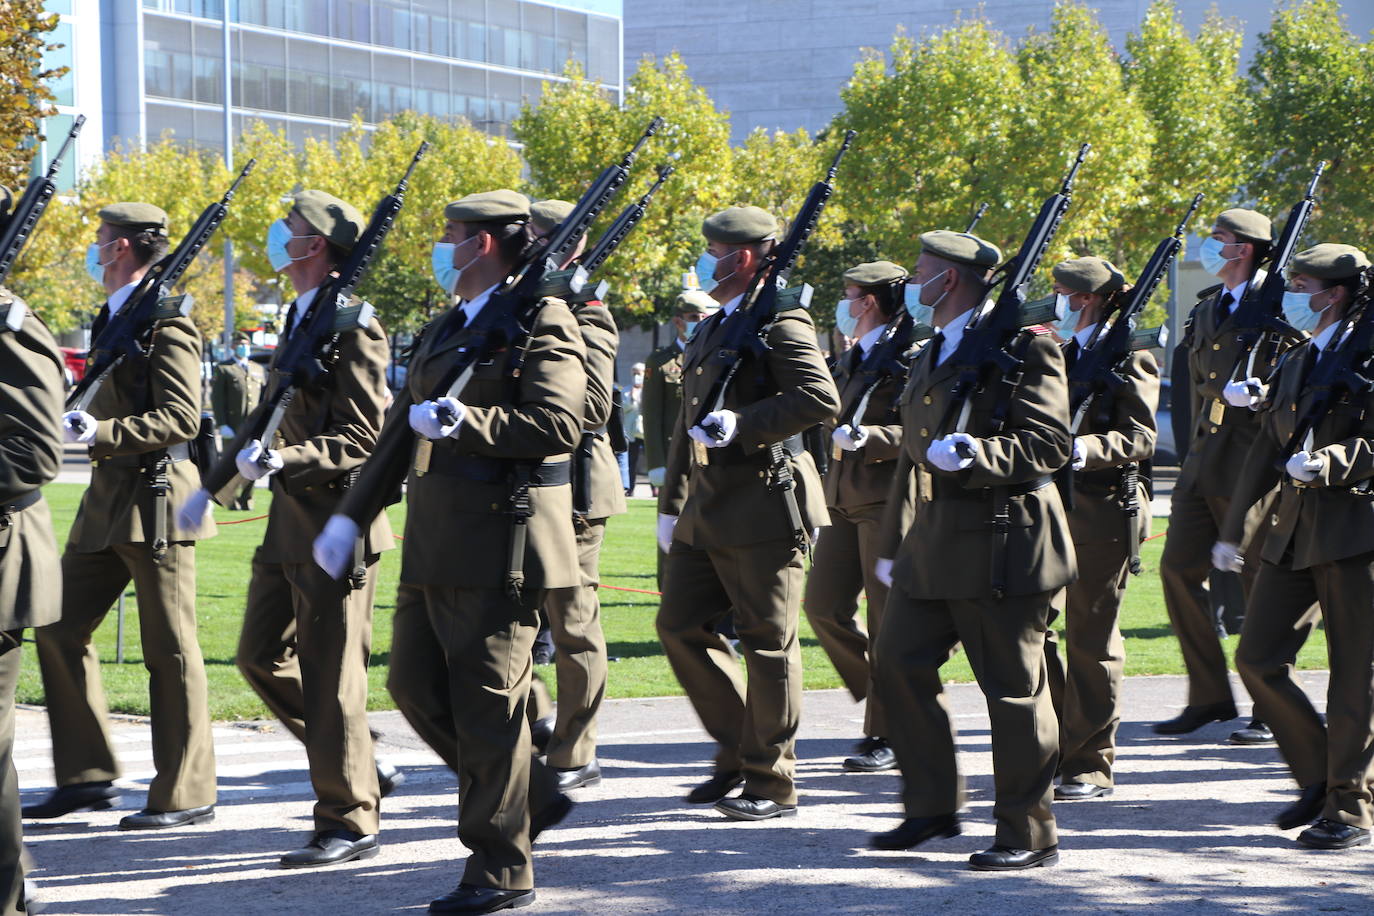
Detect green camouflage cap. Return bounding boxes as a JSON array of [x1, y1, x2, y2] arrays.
[[674, 289, 719, 316], [530, 199, 574, 235], [1215, 208, 1273, 243], [98, 201, 169, 236], [445, 189, 530, 224], [232, 329, 252, 343], [702, 206, 778, 244], [1052, 256, 1125, 295], [843, 260, 908, 288], [292, 190, 364, 251], [1291, 243, 1370, 281], [919, 230, 1001, 269]]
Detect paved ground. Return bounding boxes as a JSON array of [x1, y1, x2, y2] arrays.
[[17, 671, 1370, 915]]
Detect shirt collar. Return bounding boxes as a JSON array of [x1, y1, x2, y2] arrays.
[[933, 307, 976, 365], [461, 283, 500, 322], [1074, 322, 1101, 349], [720, 294, 744, 316], [1312, 321, 1348, 352], [107, 281, 138, 316], [857, 323, 886, 354], [296, 286, 318, 313]]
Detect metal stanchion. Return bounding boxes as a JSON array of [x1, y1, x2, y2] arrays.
[[115, 593, 126, 664]]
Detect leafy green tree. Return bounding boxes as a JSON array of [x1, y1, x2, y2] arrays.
[[0, 1, 65, 185]]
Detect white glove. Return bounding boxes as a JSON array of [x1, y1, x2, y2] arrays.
[[832, 425, 868, 452], [1071, 438, 1086, 471], [409, 397, 466, 440], [62, 410, 96, 445], [656, 513, 678, 552], [313, 515, 361, 579], [176, 487, 213, 532], [218, 424, 234, 439], [236, 439, 283, 481], [927, 433, 979, 472], [688, 409, 739, 448], [875, 558, 894, 587], [647, 466, 666, 488], [1223, 377, 1266, 409], [1211, 541, 1244, 573], [1285, 450, 1324, 483]]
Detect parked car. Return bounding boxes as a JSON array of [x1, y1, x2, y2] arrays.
[[59, 347, 86, 388]]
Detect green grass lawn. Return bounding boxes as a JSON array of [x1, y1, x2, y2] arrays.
[[19, 484, 1329, 721]]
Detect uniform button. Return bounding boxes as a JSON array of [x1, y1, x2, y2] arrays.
[[1271, 514, 1279, 526], [695, 367, 703, 375], [690, 397, 699, 405], [919, 427, 929, 437], [492, 503, 500, 511], [758, 470, 765, 478], [1208, 371, 1217, 379], [1209, 426, 1218, 434], [923, 395, 933, 405], [1108, 485, 1116, 493], [1213, 343, 1221, 351], [757, 443, 765, 449]]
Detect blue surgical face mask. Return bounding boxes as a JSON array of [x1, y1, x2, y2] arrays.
[[835, 297, 860, 338], [431, 235, 481, 295], [1281, 289, 1329, 333], [683, 320, 700, 340], [1052, 293, 1078, 340], [1199, 237, 1240, 276], [266, 219, 319, 272], [695, 249, 739, 294], [85, 240, 116, 284], [234, 343, 250, 359], [904, 269, 949, 323]]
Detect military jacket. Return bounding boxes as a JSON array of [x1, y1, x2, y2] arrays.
[[211, 358, 266, 431], [572, 301, 627, 521], [641, 340, 685, 472], [822, 333, 908, 510]]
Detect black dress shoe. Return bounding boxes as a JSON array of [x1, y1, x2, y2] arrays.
[[280, 829, 379, 868], [377, 760, 405, 798], [871, 814, 961, 850], [1055, 781, 1112, 801], [530, 792, 573, 842], [714, 794, 796, 821], [1152, 701, 1238, 735], [1276, 782, 1327, 830], [1229, 719, 1275, 745], [429, 884, 535, 914], [555, 760, 601, 790], [1298, 818, 1372, 850], [844, 738, 897, 773], [22, 782, 119, 819], [530, 716, 555, 755], [969, 844, 1060, 870], [685, 770, 743, 804], [118, 805, 215, 830]]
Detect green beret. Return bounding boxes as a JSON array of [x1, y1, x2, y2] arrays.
[[1290, 243, 1370, 281], [675, 289, 719, 316], [919, 230, 1001, 269], [843, 260, 908, 288], [0, 186, 11, 220], [1215, 208, 1272, 243], [445, 189, 530, 224], [1052, 256, 1125, 295], [232, 329, 252, 343], [292, 190, 364, 251], [98, 201, 168, 236], [702, 206, 778, 244], [530, 199, 574, 235]]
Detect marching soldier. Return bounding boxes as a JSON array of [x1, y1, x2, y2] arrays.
[[803, 260, 913, 773], [871, 230, 1073, 870], [1156, 208, 1299, 742], [316, 189, 582, 914], [200, 191, 395, 867], [28, 203, 218, 829], [1043, 257, 1159, 799], [1215, 244, 1374, 849], [210, 329, 265, 509], [656, 205, 840, 821], [0, 205, 65, 913]]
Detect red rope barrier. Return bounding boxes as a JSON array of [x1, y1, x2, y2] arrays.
[[215, 514, 269, 525]]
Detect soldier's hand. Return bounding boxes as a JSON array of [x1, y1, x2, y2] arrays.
[[927, 433, 978, 472], [647, 466, 666, 488], [832, 425, 868, 451], [656, 513, 678, 552], [409, 398, 465, 440], [875, 557, 894, 587], [1071, 438, 1086, 471], [1285, 450, 1323, 483], [176, 488, 213, 531], [236, 439, 283, 481], [1223, 377, 1265, 409], [688, 409, 738, 448], [1211, 541, 1243, 573], [62, 410, 96, 445], [314, 514, 361, 579]]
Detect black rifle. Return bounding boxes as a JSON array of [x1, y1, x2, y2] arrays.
[[202, 142, 428, 509], [67, 158, 257, 414], [1226, 162, 1325, 394], [966, 202, 989, 234], [835, 283, 916, 447], [558, 162, 675, 304], [691, 130, 856, 553], [0, 115, 85, 286]]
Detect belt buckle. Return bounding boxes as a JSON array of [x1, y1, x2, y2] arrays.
[[414, 439, 432, 477], [692, 439, 710, 468]]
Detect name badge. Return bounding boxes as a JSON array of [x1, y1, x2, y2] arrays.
[[414, 439, 433, 477], [1209, 398, 1226, 426]]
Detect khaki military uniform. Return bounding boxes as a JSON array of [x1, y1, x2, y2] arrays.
[[642, 340, 685, 585], [1221, 341, 1374, 827], [1161, 279, 1304, 708], [348, 294, 586, 891], [1044, 346, 1158, 788], [36, 304, 218, 814], [210, 356, 265, 509], [875, 330, 1074, 851], [232, 296, 393, 837], [802, 337, 913, 740], [656, 304, 840, 806], [0, 295, 64, 915]]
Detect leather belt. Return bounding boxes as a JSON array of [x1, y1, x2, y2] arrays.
[[3, 490, 41, 514], [928, 474, 1053, 501], [698, 432, 804, 467], [424, 453, 571, 487], [91, 442, 190, 469]]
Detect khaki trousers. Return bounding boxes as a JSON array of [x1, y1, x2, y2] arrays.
[[656, 537, 804, 805], [236, 555, 381, 835], [803, 504, 889, 738], [876, 582, 1059, 850], [386, 582, 559, 891], [539, 518, 608, 768], [35, 542, 215, 811], [1237, 555, 1374, 827], [0, 636, 23, 916]]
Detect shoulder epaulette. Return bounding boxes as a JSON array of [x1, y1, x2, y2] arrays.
[[153, 294, 194, 320], [1196, 283, 1223, 301], [0, 292, 25, 332]]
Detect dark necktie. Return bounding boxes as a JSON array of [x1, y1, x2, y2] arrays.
[[1063, 339, 1079, 370], [849, 345, 864, 372], [927, 331, 944, 366], [1216, 291, 1235, 328], [281, 300, 299, 341], [433, 304, 469, 346], [89, 304, 111, 346]]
